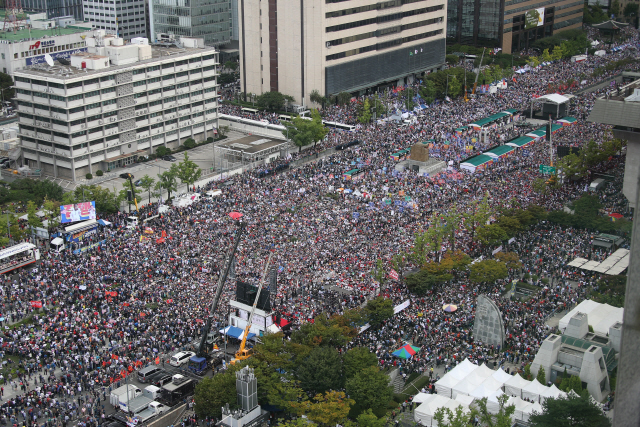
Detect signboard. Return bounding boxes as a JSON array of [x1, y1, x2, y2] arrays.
[[492, 246, 503, 255], [524, 8, 545, 30], [29, 40, 55, 50], [60, 201, 96, 224], [26, 48, 88, 66], [539, 165, 556, 175]]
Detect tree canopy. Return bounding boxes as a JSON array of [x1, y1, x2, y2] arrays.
[[528, 393, 611, 427]]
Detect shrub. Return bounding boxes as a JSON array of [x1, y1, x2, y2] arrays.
[[206, 137, 214, 143], [183, 138, 196, 149], [86, 173, 93, 180], [156, 146, 171, 157], [148, 154, 157, 160], [95, 170, 103, 177]]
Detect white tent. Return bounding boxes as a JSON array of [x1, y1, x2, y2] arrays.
[[522, 379, 547, 403], [504, 374, 530, 398], [471, 376, 503, 399], [435, 373, 461, 398], [449, 358, 479, 380], [452, 365, 493, 398], [491, 368, 513, 385], [454, 394, 475, 407], [513, 397, 532, 420], [486, 390, 508, 414], [523, 401, 543, 422], [414, 395, 452, 426], [539, 383, 563, 401], [413, 393, 431, 404], [558, 299, 624, 335]]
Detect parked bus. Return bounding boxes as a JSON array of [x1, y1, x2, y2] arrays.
[[241, 107, 258, 114], [0, 243, 40, 275], [322, 121, 356, 132], [278, 114, 292, 122]]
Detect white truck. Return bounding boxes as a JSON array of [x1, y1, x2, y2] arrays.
[[589, 178, 606, 192], [133, 401, 170, 422], [119, 395, 153, 414], [110, 384, 142, 407]]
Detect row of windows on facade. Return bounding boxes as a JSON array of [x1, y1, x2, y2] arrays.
[[13, 54, 217, 86], [17, 77, 216, 105], [84, 4, 143, 10], [327, 16, 443, 47], [325, 4, 445, 33], [17, 80, 216, 116], [325, 0, 435, 18], [326, 28, 443, 61], [21, 108, 217, 154]]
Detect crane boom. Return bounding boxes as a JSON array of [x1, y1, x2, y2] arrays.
[[197, 221, 246, 357], [472, 47, 486, 95], [233, 253, 273, 363]]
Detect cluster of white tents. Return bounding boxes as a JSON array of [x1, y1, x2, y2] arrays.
[[415, 359, 567, 426]]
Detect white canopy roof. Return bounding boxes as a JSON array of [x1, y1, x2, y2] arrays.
[[412, 393, 431, 404], [449, 358, 479, 380], [523, 402, 543, 422], [492, 368, 513, 385], [452, 365, 494, 398], [535, 93, 570, 105], [454, 394, 475, 407], [414, 395, 452, 426], [435, 372, 462, 398], [472, 376, 504, 398], [522, 379, 547, 402], [504, 373, 530, 398], [486, 390, 508, 414], [559, 299, 624, 335]]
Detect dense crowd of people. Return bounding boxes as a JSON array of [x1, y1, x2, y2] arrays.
[[1, 27, 637, 427]]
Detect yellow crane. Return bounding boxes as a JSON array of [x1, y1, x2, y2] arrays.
[[231, 253, 273, 365]]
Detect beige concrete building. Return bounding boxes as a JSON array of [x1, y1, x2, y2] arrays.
[[239, 0, 447, 106]]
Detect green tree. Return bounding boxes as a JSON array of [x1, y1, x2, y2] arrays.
[[358, 98, 372, 124], [469, 259, 508, 284], [551, 44, 564, 61], [371, 259, 387, 287], [448, 76, 462, 98], [476, 223, 507, 246], [282, 109, 328, 152], [529, 393, 611, 427], [345, 366, 393, 417], [291, 314, 356, 348], [536, 366, 546, 385], [467, 194, 492, 243], [475, 395, 516, 427], [257, 91, 288, 112], [291, 391, 354, 427], [277, 420, 315, 427], [310, 89, 325, 107], [194, 372, 239, 419], [0, 211, 26, 246], [26, 200, 43, 230], [404, 268, 451, 295], [440, 205, 463, 251], [356, 409, 386, 427], [343, 347, 378, 379], [138, 174, 156, 204], [624, 2, 639, 18], [559, 374, 583, 394], [224, 60, 239, 72], [156, 164, 179, 200], [419, 80, 437, 105], [363, 297, 393, 327], [404, 88, 415, 111], [523, 363, 533, 380], [297, 346, 344, 394], [0, 72, 15, 100], [336, 91, 352, 105], [494, 252, 523, 270], [433, 405, 476, 427], [445, 54, 460, 65], [156, 146, 171, 157], [42, 197, 61, 239], [541, 49, 552, 62], [176, 152, 203, 192]]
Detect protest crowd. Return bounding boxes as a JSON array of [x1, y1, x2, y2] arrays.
[[1, 27, 637, 427]]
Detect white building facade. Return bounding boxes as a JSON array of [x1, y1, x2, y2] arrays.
[[14, 33, 219, 180]]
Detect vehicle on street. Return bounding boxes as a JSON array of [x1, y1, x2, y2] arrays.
[[163, 155, 177, 162], [170, 351, 195, 367]]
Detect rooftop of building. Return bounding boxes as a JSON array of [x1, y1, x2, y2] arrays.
[[588, 77, 640, 128], [0, 23, 93, 42], [14, 42, 217, 80], [217, 135, 288, 155]]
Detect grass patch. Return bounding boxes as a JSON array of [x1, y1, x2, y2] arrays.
[[0, 354, 26, 378], [146, 303, 159, 310], [9, 314, 34, 330], [517, 282, 540, 292], [394, 374, 431, 402]]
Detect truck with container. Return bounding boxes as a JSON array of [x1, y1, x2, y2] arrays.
[[132, 401, 170, 422], [160, 374, 196, 406], [589, 178, 606, 192], [119, 395, 153, 414], [110, 384, 142, 407]]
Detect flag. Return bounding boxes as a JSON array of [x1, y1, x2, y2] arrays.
[[30, 301, 43, 308], [155, 357, 160, 365], [512, 76, 517, 83], [161, 230, 167, 238], [166, 299, 173, 303], [389, 269, 399, 280]]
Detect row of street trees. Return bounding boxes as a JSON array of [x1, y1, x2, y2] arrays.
[[281, 110, 328, 152]]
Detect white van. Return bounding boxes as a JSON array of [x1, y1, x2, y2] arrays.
[[170, 351, 195, 367], [50, 237, 65, 253], [204, 189, 222, 200]]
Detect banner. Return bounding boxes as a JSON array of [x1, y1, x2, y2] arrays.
[[393, 299, 410, 314], [30, 301, 43, 308], [524, 8, 544, 30], [388, 269, 399, 280], [60, 201, 96, 224], [492, 246, 503, 255]]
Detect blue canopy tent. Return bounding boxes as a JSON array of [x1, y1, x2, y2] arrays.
[[219, 325, 256, 340]]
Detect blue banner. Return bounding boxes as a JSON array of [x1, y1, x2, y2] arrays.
[[26, 48, 89, 66]]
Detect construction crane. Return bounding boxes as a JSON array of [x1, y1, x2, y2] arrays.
[[231, 253, 273, 365], [471, 47, 486, 96], [119, 173, 139, 213]]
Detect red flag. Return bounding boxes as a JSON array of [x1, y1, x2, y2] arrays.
[[155, 357, 160, 365], [388, 269, 399, 281], [166, 299, 173, 303], [156, 238, 165, 244], [161, 230, 167, 238], [30, 301, 43, 308]]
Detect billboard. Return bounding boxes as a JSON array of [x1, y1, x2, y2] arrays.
[[60, 201, 97, 224], [524, 8, 545, 30]]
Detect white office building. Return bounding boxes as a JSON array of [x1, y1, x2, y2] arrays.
[[82, 0, 147, 40], [14, 31, 219, 180]]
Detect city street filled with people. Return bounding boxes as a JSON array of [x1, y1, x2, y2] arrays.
[[1, 27, 638, 427]]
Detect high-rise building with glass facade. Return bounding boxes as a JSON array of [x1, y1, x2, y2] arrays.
[[446, 0, 582, 53], [149, 0, 231, 47]]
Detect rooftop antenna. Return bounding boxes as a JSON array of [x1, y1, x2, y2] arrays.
[[4, 0, 27, 33]]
